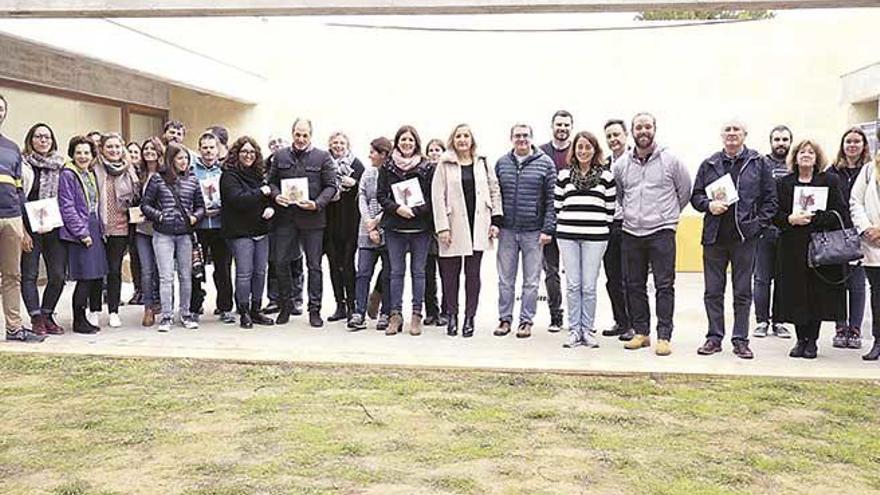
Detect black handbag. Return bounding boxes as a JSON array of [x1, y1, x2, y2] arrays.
[[807, 210, 863, 268], [166, 181, 206, 281]]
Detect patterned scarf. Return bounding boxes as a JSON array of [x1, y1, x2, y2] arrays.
[[391, 149, 421, 173], [332, 150, 356, 192], [570, 163, 603, 192], [24, 152, 64, 200], [100, 155, 128, 177]]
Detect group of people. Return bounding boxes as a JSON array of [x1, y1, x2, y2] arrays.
[[1, 91, 879, 362]]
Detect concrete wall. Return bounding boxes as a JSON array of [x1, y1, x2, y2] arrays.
[[169, 86, 256, 150]]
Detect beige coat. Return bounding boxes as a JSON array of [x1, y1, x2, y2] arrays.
[[850, 162, 880, 267], [431, 151, 503, 257]]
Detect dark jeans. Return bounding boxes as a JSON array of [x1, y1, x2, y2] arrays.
[[386, 230, 431, 314], [21, 229, 66, 317], [542, 238, 563, 319], [623, 229, 676, 340], [135, 233, 159, 308], [267, 231, 304, 307], [229, 236, 269, 312], [864, 267, 880, 338], [129, 226, 141, 294], [425, 253, 443, 317], [72, 278, 102, 312], [273, 224, 323, 313], [105, 235, 128, 313], [703, 239, 757, 345], [836, 265, 866, 329], [753, 229, 779, 324], [795, 320, 821, 341], [603, 220, 630, 328], [354, 247, 391, 316], [438, 252, 483, 320], [191, 228, 233, 313], [326, 233, 357, 305]]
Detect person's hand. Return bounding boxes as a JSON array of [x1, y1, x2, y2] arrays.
[[81, 236, 93, 248], [368, 230, 381, 245], [438, 230, 452, 246], [788, 212, 813, 226], [708, 200, 728, 216], [396, 205, 415, 219], [21, 233, 33, 253], [275, 195, 292, 207], [340, 176, 357, 188], [260, 185, 272, 196], [489, 225, 500, 239], [539, 233, 552, 245], [262, 207, 275, 220], [864, 227, 880, 245], [189, 215, 198, 226], [297, 200, 318, 211], [366, 217, 379, 231]]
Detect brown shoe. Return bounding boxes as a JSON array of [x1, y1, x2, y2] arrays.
[[386, 312, 402, 336], [494, 320, 511, 336], [142, 306, 156, 327], [516, 322, 532, 339], [366, 290, 382, 320], [30, 314, 48, 336], [44, 315, 65, 335], [697, 339, 722, 355], [732, 341, 754, 359], [409, 313, 422, 336]]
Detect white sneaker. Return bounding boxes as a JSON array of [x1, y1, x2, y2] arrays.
[[563, 331, 584, 348], [182, 316, 199, 330], [582, 331, 600, 348], [86, 311, 99, 327], [158, 317, 172, 333], [108, 313, 122, 328]]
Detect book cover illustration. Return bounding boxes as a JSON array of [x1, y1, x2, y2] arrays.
[[705, 173, 739, 206], [793, 186, 828, 215], [24, 198, 63, 233], [392, 178, 425, 208], [199, 175, 222, 210], [281, 177, 310, 203]]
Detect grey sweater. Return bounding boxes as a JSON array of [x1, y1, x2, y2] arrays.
[[357, 166, 384, 249]]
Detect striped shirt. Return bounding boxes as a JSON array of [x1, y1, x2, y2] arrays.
[[554, 167, 616, 241]]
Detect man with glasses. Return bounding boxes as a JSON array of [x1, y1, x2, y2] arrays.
[[494, 123, 556, 339]]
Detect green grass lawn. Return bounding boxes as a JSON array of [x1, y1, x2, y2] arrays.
[[0, 354, 878, 495]]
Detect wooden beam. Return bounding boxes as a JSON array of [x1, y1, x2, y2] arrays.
[[1, 0, 878, 18]]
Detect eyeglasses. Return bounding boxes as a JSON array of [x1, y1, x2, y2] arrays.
[[239, 150, 257, 156], [33, 134, 52, 141], [512, 133, 531, 139]]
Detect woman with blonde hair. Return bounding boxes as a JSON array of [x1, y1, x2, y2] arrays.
[[432, 124, 502, 337], [850, 129, 880, 361]]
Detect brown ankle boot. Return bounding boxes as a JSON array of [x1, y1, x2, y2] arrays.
[[410, 313, 422, 336], [142, 306, 155, 327], [386, 312, 402, 336]]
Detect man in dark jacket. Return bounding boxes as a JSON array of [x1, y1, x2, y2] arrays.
[[691, 119, 778, 359], [538, 110, 572, 333], [267, 118, 337, 327], [0, 94, 43, 342], [494, 123, 556, 339]]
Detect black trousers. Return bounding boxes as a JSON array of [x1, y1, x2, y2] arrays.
[[795, 320, 821, 341], [866, 267, 880, 339], [73, 279, 103, 312], [326, 233, 357, 305], [129, 226, 141, 294], [105, 235, 128, 313], [274, 224, 324, 313], [602, 220, 630, 329], [623, 229, 676, 340], [191, 228, 233, 313], [438, 252, 483, 319], [542, 238, 563, 318], [425, 253, 443, 317]]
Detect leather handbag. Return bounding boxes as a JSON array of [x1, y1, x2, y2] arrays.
[[166, 181, 206, 281], [807, 210, 863, 268]]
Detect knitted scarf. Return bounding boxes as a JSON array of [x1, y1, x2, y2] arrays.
[[570, 163, 603, 192], [391, 149, 421, 173], [332, 150, 356, 192], [100, 155, 129, 177], [24, 151, 64, 200]]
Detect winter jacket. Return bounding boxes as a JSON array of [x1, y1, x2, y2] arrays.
[[58, 164, 101, 242], [849, 163, 880, 267], [220, 167, 271, 239], [377, 157, 434, 233], [690, 147, 777, 245], [192, 156, 224, 230], [432, 152, 502, 256], [141, 172, 206, 235], [612, 144, 692, 237], [0, 134, 24, 219], [266, 146, 337, 230], [494, 146, 556, 235], [325, 157, 364, 241]]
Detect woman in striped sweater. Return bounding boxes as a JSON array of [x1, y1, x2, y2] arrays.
[[554, 131, 616, 349]]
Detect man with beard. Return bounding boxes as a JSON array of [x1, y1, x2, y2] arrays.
[[753, 125, 794, 339], [538, 110, 572, 333], [267, 118, 337, 327], [613, 112, 692, 356], [601, 119, 634, 342]]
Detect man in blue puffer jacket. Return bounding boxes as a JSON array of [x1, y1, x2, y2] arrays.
[[493, 123, 557, 339]]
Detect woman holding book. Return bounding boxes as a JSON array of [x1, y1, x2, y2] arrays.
[[58, 136, 107, 334], [431, 124, 502, 338], [19, 123, 67, 335], [377, 125, 434, 336], [134, 137, 164, 326], [141, 143, 205, 332], [773, 139, 849, 359], [93, 133, 139, 328]]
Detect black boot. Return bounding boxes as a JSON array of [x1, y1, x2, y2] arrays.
[[462, 316, 475, 338], [73, 307, 98, 334], [328, 302, 347, 322], [803, 339, 818, 359], [446, 314, 458, 336], [789, 339, 807, 358], [276, 303, 292, 325], [239, 304, 253, 330], [250, 305, 275, 326], [863, 340, 880, 361]]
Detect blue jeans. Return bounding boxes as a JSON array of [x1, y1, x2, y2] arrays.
[[152, 232, 193, 320], [354, 247, 390, 316], [135, 233, 159, 308], [385, 231, 430, 314], [229, 236, 270, 312], [20, 229, 66, 317], [558, 239, 608, 336], [497, 228, 543, 325], [837, 264, 866, 330], [753, 228, 778, 324]]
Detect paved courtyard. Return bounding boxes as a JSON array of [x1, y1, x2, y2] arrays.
[[2, 262, 878, 380]]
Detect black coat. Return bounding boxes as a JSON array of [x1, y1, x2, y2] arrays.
[[772, 172, 848, 325], [266, 146, 337, 230], [377, 158, 434, 233], [220, 167, 271, 239], [325, 157, 365, 241]]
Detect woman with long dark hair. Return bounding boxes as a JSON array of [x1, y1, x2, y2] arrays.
[[377, 125, 434, 336], [220, 136, 276, 329], [58, 136, 107, 334], [134, 137, 164, 326], [19, 123, 67, 335], [126, 140, 144, 306], [141, 143, 205, 332]]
